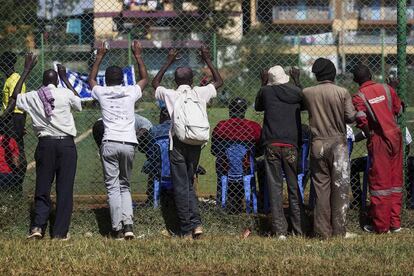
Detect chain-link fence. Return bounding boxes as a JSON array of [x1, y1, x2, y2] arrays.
[[0, 0, 413, 237]]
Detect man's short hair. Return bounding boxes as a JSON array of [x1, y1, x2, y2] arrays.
[[174, 67, 193, 85], [105, 66, 123, 85], [229, 97, 248, 116], [353, 64, 372, 83], [42, 69, 58, 86]]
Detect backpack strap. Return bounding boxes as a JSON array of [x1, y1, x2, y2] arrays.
[[357, 91, 378, 123]]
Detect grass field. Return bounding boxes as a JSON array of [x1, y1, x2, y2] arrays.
[[1, 232, 414, 275], [22, 101, 402, 197], [2, 103, 414, 275]]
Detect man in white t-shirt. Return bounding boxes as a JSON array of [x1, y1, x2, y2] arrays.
[[152, 46, 223, 239], [5, 54, 82, 240], [88, 41, 148, 240]]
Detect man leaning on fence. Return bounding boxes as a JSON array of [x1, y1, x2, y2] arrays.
[[255, 65, 307, 239], [152, 46, 223, 239], [300, 58, 356, 239], [352, 64, 404, 234], [5, 53, 82, 240], [88, 41, 149, 240]]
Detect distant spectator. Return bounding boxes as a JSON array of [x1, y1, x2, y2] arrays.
[[92, 114, 153, 149], [0, 116, 20, 194], [0, 51, 27, 192], [211, 97, 261, 213]]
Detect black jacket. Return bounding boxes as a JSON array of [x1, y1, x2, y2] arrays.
[[255, 83, 303, 148]]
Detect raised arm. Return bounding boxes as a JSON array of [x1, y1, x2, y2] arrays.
[[57, 64, 79, 97], [152, 49, 179, 90], [88, 42, 107, 90], [131, 40, 148, 91], [4, 53, 37, 115], [200, 46, 223, 89], [290, 67, 303, 89]]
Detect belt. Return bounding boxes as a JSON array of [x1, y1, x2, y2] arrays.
[[102, 140, 137, 146], [39, 136, 73, 140]]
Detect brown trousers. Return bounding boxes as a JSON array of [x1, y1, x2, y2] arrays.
[[310, 137, 350, 239]]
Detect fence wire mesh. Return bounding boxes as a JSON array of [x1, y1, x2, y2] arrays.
[[0, 0, 413, 237]]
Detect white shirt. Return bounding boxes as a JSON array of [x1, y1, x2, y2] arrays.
[[347, 124, 412, 146], [17, 84, 81, 137], [405, 127, 412, 145], [155, 83, 217, 148], [92, 85, 142, 144]]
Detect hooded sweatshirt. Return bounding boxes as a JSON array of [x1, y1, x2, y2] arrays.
[[255, 83, 303, 148]]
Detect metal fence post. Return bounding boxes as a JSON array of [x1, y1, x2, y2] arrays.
[[397, 0, 408, 203]]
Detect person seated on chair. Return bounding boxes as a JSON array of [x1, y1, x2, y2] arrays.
[[139, 105, 171, 204], [139, 105, 207, 205], [92, 113, 153, 149], [211, 97, 261, 213]]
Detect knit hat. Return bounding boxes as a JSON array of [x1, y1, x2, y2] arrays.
[[311, 58, 336, 82], [268, 65, 290, 85]]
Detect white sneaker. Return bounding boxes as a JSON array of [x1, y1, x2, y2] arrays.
[[363, 225, 374, 233], [278, 235, 287, 241], [27, 227, 43, 240], [390, 227, 402, 233], [345, 232, 358, 239]]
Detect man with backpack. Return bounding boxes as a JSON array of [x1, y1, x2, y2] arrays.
[[152, 46, 223, 239]]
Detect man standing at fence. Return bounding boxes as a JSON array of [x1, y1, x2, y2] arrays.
[[88, 41, 148, 240], [6, 53, 82, 240], [300, 58, 356, 239], [152, 46, 223, 239], [255, 66, 306, 239], [352, 64, 403, 234], [0, 52, 27, 193]]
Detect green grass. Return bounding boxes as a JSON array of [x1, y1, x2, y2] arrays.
[[1, 232, 414, 275], [21, 103, 391, 196]]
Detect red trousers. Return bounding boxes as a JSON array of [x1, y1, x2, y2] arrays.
[[368, 129, 403, 233]]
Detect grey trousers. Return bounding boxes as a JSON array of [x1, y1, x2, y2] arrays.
[[101, 141, 135, 231], [310, 137, 350, 239]]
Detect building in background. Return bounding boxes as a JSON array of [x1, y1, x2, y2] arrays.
[[93, 0, 243, 72], [251, 0, 414, 76]]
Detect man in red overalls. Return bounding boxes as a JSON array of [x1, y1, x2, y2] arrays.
[[352, 64, 403, 234]]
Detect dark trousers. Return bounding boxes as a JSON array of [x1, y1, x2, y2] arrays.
[[32, 137, 77, 237], [12, 113, 27, 189], [350, 156, 368, 207], [169, 138, 201, 236], [264, 145, 306, 235]]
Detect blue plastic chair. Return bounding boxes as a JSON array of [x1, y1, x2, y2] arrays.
[[298, 138, 310, 203], [220, 143, 258, 214], [153, 135, 172, 208]]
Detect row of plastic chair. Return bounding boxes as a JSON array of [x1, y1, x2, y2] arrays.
[[149, 135, 369, 213]]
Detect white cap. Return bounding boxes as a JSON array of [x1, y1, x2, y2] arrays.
[[268, 65, 290, 85]]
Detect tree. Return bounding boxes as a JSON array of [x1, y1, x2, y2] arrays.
[[0, 0, 38, 51]]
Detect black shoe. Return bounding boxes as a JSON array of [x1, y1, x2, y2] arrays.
[[112, 229, 124, 240], [124, 224, 135, 240]]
